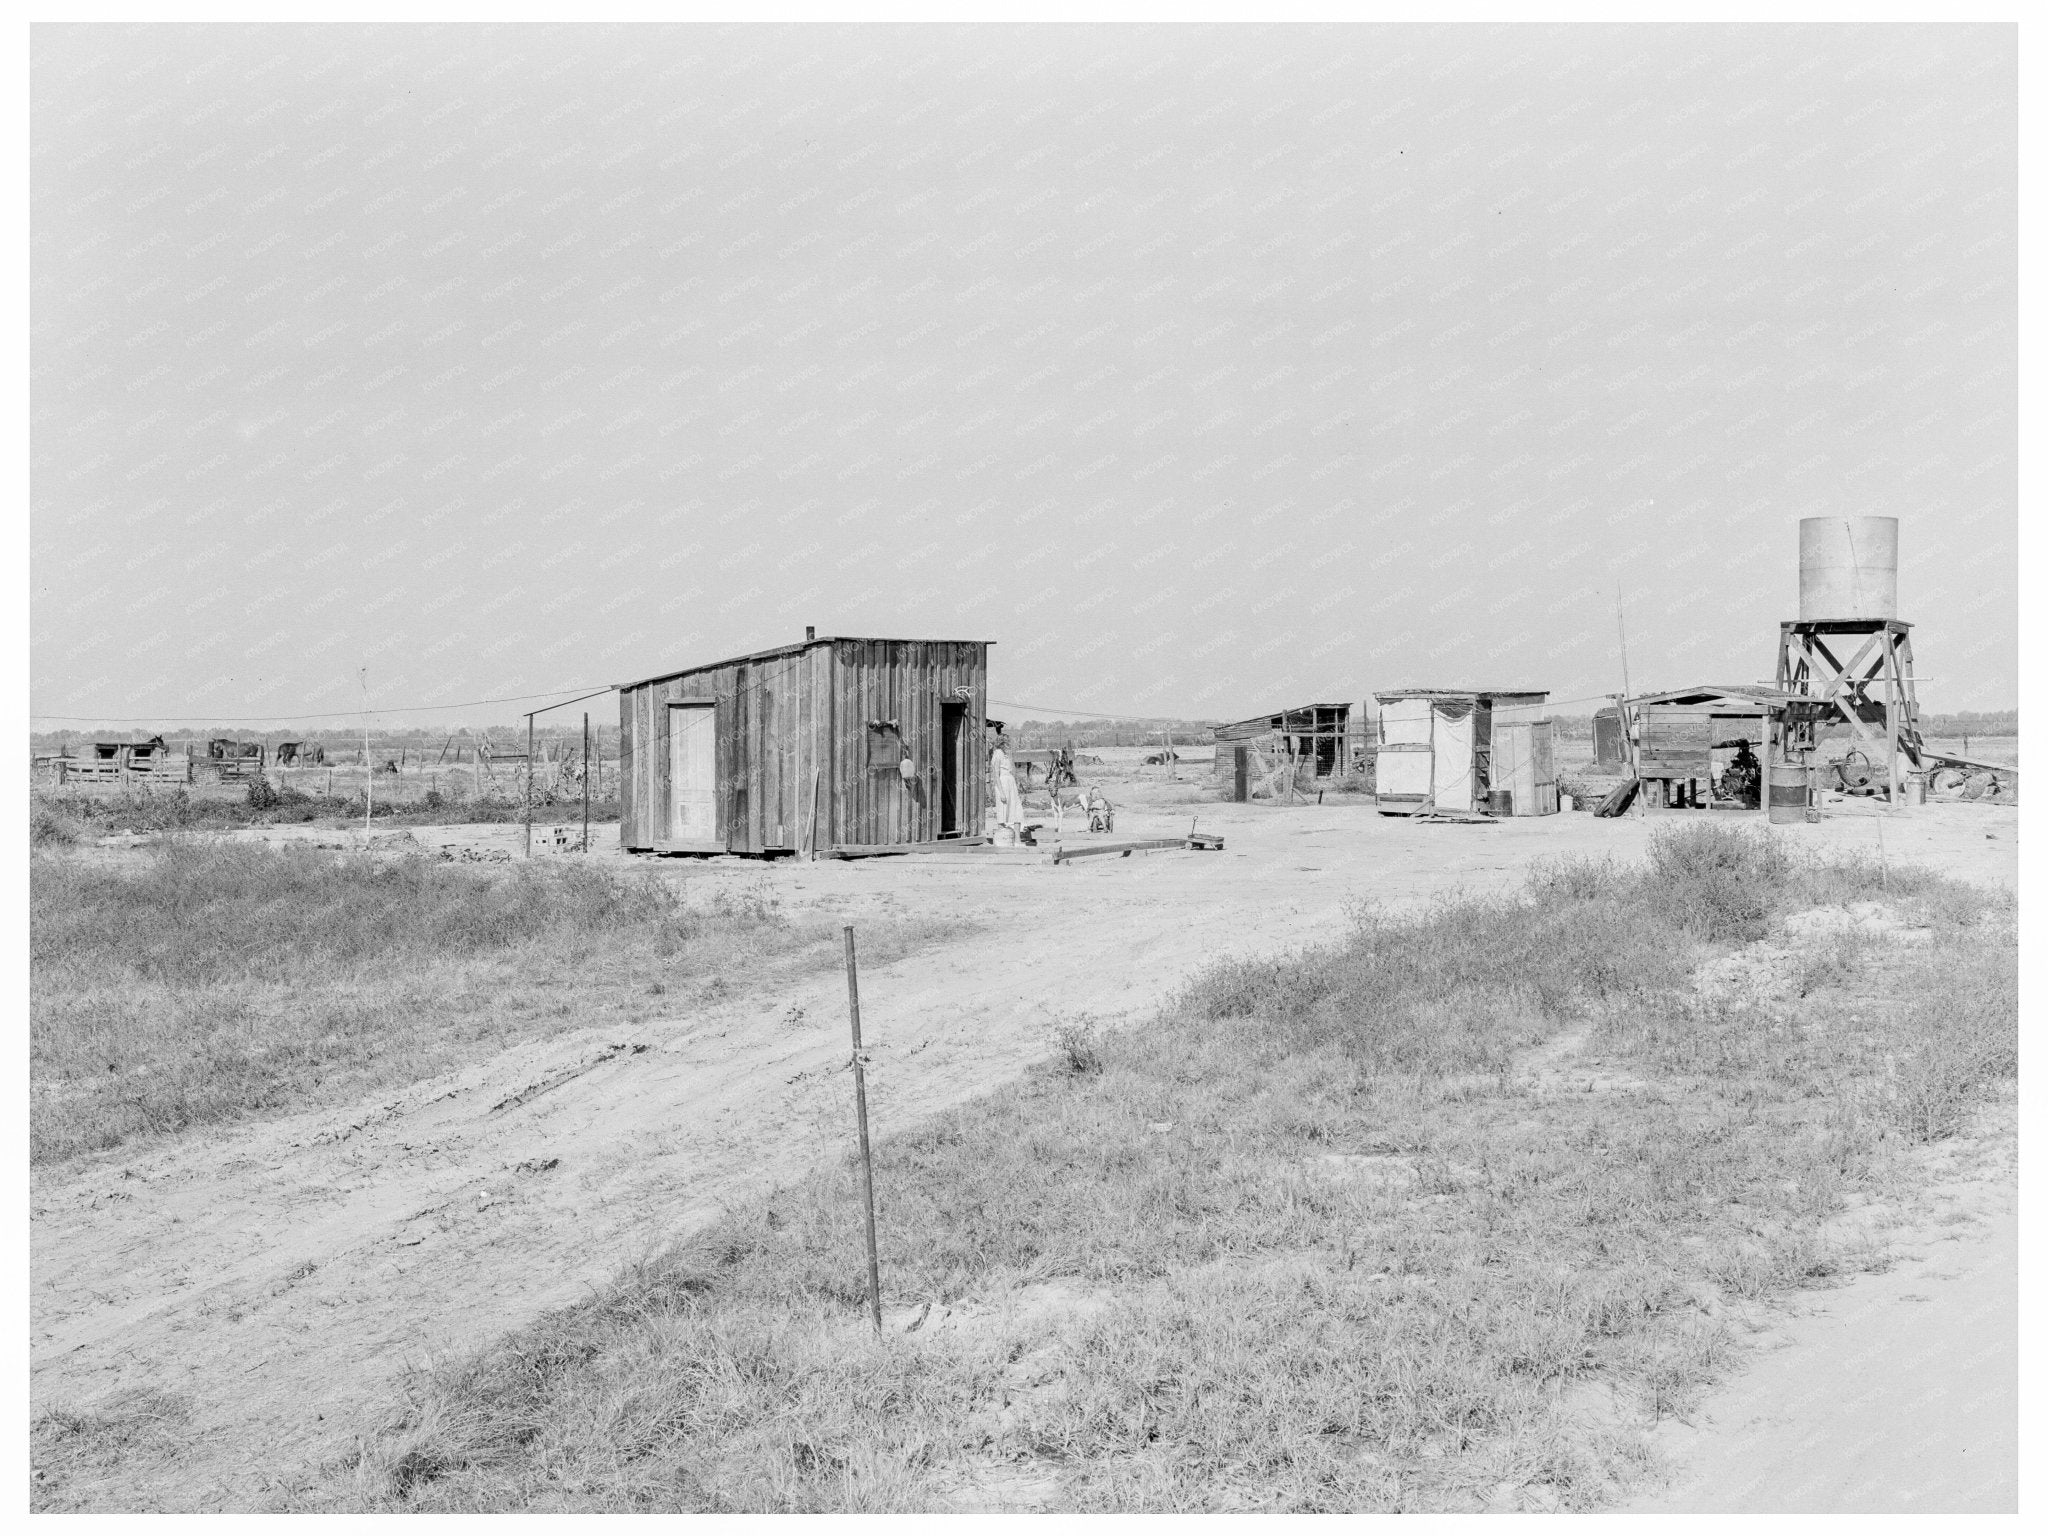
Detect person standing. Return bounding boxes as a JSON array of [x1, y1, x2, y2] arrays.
[[989, 732, 1025, 838]]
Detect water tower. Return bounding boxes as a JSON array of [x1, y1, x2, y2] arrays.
[[1774, 516, 1924, 799]]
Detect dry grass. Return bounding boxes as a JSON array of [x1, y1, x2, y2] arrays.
[[321, 825, 2014, 1513], [30, 839, 958, 1164], [31, 786, 621, 836]]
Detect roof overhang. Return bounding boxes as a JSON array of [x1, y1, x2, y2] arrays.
[[619, 636, 994, 691]]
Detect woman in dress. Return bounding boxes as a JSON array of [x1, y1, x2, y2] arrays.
[[988, 732, 1025, 837]]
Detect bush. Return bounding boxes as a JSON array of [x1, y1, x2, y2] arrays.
[[1642, 823, 1793, 943], [31, 803, 81, 847], [245, 776, 280, 812], [1051, 1016, 1106, 1074]]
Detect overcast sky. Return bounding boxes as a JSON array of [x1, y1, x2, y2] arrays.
[[30, 23, 2015, 728]]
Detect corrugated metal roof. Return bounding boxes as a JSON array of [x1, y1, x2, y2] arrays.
[[618, 636, 993, 691]]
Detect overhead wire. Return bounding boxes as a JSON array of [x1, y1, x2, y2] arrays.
[[30, 684, 619, 725]]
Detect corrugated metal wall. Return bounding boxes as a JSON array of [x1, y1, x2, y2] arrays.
[[619, 639, 988, 853]]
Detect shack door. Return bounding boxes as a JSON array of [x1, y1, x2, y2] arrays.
[[939, 701, 966, 836], [666, 700, 720, 849], [1431, 705, 1476, 812]]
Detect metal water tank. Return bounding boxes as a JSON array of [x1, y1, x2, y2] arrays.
[[1799, 516, 1898, 621]]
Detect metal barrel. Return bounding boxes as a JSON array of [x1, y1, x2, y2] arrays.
[[1487, 788, 1513, 817], [1767, 764, 1814, 823]]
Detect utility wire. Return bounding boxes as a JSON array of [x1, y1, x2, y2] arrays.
[[29, 684, 618, 724]]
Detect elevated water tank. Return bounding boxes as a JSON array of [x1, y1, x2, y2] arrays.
[[1799, 516, 1897, 621]]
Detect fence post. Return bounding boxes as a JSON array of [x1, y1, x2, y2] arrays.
[[843, 925, 884, 1336]]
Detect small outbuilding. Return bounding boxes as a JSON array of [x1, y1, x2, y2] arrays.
[[1621, 684, 1817, 811], [618, 633, 991, 857], [1212, 702, 1353, 799], [1372, 689, 1554, 816]]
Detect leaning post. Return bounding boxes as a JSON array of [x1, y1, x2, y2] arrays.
[[842, 925, 885, 1336]]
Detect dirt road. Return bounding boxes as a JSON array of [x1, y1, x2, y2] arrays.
[[29, 796, 2017, 1509], [1631, 1118, 2018, 1513]]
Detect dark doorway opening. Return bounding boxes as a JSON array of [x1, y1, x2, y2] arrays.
[[939, 700, 966, 835]]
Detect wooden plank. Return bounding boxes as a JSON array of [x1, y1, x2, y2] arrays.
[[1051, 838, 1207, 864], [829, 836, 990, 858]]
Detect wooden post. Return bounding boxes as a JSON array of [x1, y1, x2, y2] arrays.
[[582, 712, 591, 853], [842, 925, 884, 1337], [524, 712, 534, 859]]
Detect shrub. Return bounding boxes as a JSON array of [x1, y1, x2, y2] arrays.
[[1051, 1016, 1106, 1074], [30, 803, 82, 847], [1642, 823, 1793, 943]]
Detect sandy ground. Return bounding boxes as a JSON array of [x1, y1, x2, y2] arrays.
[[1631, 1109, 2018, 1514], [30, 781, 2018, 1510]]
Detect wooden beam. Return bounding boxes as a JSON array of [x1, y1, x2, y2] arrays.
[[829, 837, 990, 858], [1050, 837, 1221, 864]]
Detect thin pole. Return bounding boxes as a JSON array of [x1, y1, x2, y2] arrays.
[[524, 711, 534, 858], [1615, 583, 1633, 702], [581, 711, 591, 853], [843, 925, 884, 1336], [361, 667, 372, 832]]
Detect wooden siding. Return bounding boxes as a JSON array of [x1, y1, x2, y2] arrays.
[[619, 638, 987, 853], [827, 639, 988, 848]]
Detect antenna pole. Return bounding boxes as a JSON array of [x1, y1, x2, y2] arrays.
[[1615, 584, 1633, 702]]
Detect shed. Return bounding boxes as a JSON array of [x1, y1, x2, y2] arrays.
[[1212, 702, 1353, 797], [65, 737, 175, 784], [618, 634, 991, 856], [1621, 684, 1818, 811], [1371, 689, 1551, 816]]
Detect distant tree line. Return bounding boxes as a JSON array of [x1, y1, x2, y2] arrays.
[[997, 719, 1221, 750]]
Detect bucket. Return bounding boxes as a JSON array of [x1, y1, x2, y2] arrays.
[[1487, 789, 1513, 817], [1902, 770, 1926, 807], [1767, 765, 1813, 824]]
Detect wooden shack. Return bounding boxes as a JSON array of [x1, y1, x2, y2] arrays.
[[1213, 702, 1352, 799], [1372, 689, 1551, 815], [618, 634, 991, 857], [1622, 684, 1815, 811]]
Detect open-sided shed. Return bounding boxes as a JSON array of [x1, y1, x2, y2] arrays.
[[1212, 702, 1352, 797], [1622, 683, 1818, 811], [1372, 689, 1552, 815], [618, 634, 991, 857]]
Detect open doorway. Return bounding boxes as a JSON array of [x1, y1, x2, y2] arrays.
[[939, 700, 966, 835]]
